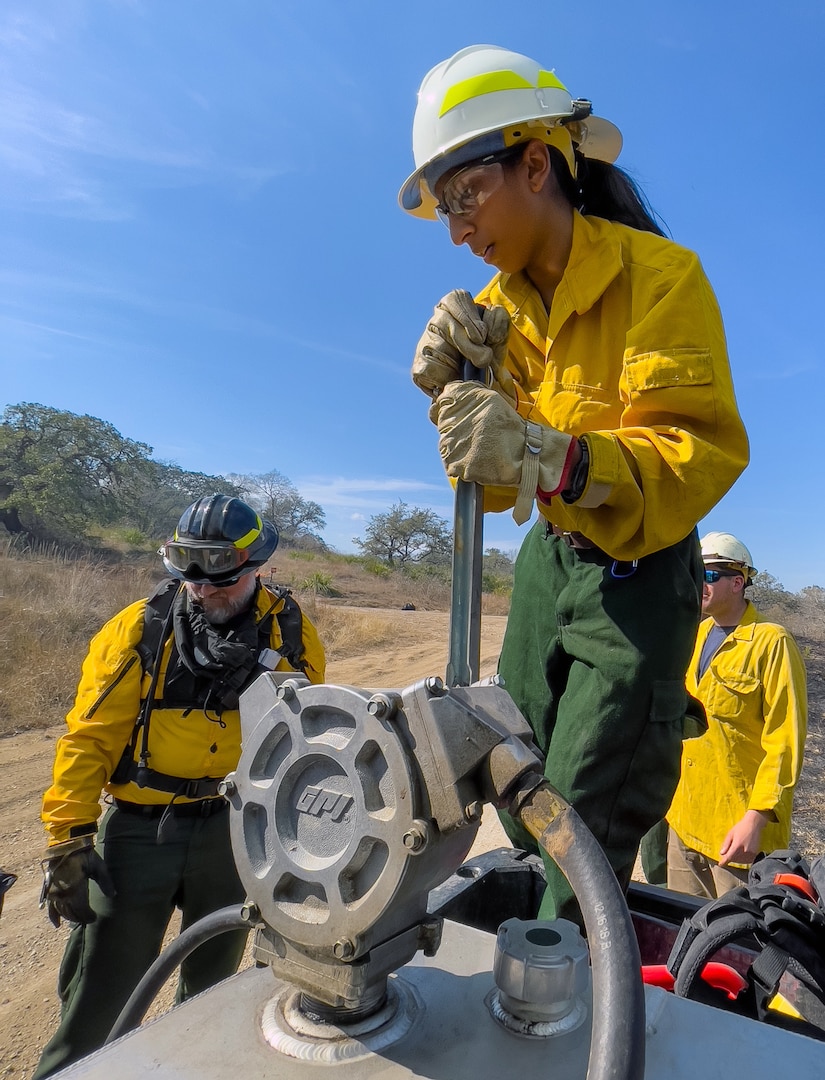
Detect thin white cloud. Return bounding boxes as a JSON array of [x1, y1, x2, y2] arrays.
[[0, 266, 405, 375], [298, 476, 444, 509], [0, 84, 192, 165], [0, 313, 103, 343]]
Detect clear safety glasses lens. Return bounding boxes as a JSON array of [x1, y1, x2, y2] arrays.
[[435, 161, 507, 224], [162, 542, 249, 577]]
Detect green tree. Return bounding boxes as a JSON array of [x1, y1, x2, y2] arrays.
[[0, 402, 238, 545], [117, 461, 244, 539], [749, 570, 799, 619], [229, 469, 326, 546], [353, 502, 451, 567], [0, 402, 153, 542], [481, 547, 515, 593]]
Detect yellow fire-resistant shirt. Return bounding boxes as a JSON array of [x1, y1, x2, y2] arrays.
[[42, 583, 326, 846], [476, 211, 750, 560], [667, 601, 808, 866]]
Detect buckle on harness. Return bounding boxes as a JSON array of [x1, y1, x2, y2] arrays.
[[183, 779, 212, 799]]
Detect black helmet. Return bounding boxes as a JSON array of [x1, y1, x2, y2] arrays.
[[160, 495, 279, 585]]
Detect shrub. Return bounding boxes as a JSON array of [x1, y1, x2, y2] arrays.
[[300, 571, 340, 597]]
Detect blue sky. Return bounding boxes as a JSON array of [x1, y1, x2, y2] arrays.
[[1, 1, 823, 589]]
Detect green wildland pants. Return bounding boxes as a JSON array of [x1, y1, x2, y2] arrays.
[[34, 801, 247, 1080], [498, 522, 703, 926]]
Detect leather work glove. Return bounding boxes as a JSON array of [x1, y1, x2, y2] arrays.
[[412, 289, 516, 404], [431, 382, 578, 525], [40, 836, 115, 928]]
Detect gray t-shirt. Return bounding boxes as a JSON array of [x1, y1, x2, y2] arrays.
[[697, 623, 738, 680]]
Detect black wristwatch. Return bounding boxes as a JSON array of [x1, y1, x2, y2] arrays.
[[562, 438, 590, 504]]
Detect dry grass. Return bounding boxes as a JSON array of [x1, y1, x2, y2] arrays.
[[0, 543, 507, 736], [299, 598, 399, 659], [0, 545, 163, 736]]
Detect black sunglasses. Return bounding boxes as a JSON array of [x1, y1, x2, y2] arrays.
[[704, 568, 742, 584]]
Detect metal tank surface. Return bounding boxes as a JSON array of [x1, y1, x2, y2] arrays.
[[53, 918, 825, 1080]]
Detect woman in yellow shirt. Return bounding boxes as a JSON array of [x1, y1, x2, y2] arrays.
[[400, 45, 749, 923]]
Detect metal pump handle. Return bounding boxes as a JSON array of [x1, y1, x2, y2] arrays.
[[445, 352, 485, 687]]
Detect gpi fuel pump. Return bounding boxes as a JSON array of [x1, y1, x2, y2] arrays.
[[107, 667, 645, 1080]]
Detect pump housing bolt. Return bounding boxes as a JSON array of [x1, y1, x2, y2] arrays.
[[240, 901, 260, 923], [333, 938, 356, 960], [403, 826, 426, 852]]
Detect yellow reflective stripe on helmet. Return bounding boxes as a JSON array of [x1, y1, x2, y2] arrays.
[[439, 69, 568, 118], [233, 514, 262, 549]]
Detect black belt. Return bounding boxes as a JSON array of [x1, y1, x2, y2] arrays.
[[114, 797, 228, 819]]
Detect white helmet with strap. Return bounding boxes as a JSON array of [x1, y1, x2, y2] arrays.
[[399, 44, 623, 220], [700, 531, 757, 584]]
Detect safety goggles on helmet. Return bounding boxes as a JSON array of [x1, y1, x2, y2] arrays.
[[159, 540, 251, 582], [434, 147, 523, 225]]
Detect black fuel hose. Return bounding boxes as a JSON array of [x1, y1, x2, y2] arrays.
[[105, 904, 250, 1043], [517, 782, 645, 1080]]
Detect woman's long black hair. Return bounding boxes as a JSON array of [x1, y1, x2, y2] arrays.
[[548, 145, 666, 237]]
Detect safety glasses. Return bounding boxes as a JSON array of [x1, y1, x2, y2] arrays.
[[435, 148, 523, 225], [704, 568, 742, 584], [160, 541, 250, 580]]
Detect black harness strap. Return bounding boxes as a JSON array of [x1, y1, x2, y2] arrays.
[[111, 578, 306, 795]]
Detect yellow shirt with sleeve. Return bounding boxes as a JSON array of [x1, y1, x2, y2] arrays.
[[667, 601, 808, 866], [476, 212, 749, 560], [42, 582, 326, 846]]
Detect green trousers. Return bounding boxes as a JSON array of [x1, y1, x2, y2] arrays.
[[498, 523, 702, 925], [34, 803, 247, 1080], [639, 819, 669, 885]]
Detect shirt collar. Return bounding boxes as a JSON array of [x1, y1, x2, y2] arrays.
[[479, 212, 625, 347]]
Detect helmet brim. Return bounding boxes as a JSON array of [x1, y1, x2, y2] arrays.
[[398, 114, 623, 220]]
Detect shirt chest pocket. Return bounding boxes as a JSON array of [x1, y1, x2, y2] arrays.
[[705, 669, 761, 724], [534, 380, 620, 434]]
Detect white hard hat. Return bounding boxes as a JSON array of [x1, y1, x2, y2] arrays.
[[700, 532, 757, 583], [399, 44, 623, 220]]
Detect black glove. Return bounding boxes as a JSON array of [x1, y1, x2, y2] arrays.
[[0, 868, 17, 918], [40, 838, 116, 928]]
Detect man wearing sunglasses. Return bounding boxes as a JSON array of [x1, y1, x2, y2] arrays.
[[665, 532, 807, 898], [34, 495, 326, 1079]]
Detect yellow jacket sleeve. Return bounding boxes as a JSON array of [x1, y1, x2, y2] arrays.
[[43, 601, 147, 846], [475, 215, 749, 560], [748, 632, 807, 831], [558, 250, 748, 557]]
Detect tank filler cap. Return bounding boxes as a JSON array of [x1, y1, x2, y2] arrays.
[[487, 918, 590, 1038]]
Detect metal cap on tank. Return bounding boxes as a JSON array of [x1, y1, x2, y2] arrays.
[[487, 918, 590, 1037]]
